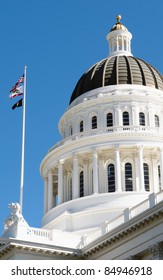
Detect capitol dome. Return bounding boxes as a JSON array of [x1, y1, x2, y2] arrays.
[[70, 56, 163, 104], [39, 16, 163, 260], [70, 16, 163, 104]]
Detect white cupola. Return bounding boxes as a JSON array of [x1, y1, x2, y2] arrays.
[[106, 15, 133, 57]]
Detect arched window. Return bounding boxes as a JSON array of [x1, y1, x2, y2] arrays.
[[123, 111, 129, 126], [108, 164, 115, 192], [143, 163, 150, 191], [107, 113, 113, 127], [79, 171, 84, 197], [125, 163, 133, 191], [80, 120, 83, 132], [155, 115, 159, 127], [92, 116, 97, 129], [139, 112, 145, 126]]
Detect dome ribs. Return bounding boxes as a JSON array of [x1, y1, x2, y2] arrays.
[[91, 59, 106, 90], [116, 56, 119, 84], [132, 58, 147, 86], [118, 56, 132, 84], [124, 56, 133, 84], [148, 63, 163, 91], [69, 55, 163, 104], [139, 58, 159, 89], [129, 57, 144, 85], [103, 58, 110, 86], [104, 56, 117, 85], [82, 65, 96, 94]]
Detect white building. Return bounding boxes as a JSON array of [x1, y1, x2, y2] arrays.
[[0, 16, 163, 260]]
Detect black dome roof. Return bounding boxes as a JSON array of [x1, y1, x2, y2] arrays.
[[69, 56, 163, 104]]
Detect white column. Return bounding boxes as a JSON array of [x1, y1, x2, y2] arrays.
[[99, 156, 105, 193], [58, 160, 64, 204], [148, 106, 154, 127], [134, 152, 139, 191], [116, 36, 119, 51], [92, 151, 99, 193], [47, 169, 53, 211], [137, 145, 145, 191], [72, 154, 79, 199], [63, 171, 67, 202], [122, 35, 124, 51], [131, 103, 138, 126], [114, 145, 122, 192], [98, 107, 103, 131], [159, 148, 163, 190], [151, 155, 159, 193], [83, 160, 89, 196], [115, 106, 122, 127], [44, 177, 48, 214]]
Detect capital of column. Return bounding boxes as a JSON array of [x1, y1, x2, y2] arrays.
[[136, 145, 143, 152], [58, 159, 64, 166], [92, 148, 98, 155], [44, 176, 48, 183], [151, 153, 157, 160], [98, 154, 104, 161], [48, 169, 53, 176], [72, 153, 78, 160], [114, 144, 119, 151], [114, 105, 120, 111]]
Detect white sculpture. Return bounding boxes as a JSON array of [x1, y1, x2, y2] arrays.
[[4, 202, 24, 230]]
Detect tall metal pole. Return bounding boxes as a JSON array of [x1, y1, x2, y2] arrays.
[[19, 66, 27, 214]]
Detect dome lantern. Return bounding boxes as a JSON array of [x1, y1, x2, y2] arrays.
[[106, 15, 133, 57]]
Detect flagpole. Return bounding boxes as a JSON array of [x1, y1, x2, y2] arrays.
[[19, 66, 27, 215]]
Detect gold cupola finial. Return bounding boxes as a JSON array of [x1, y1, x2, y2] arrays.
[[116, 15, 121, 23]]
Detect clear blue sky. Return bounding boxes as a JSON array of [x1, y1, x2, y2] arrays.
[[0, 0, 163, 234]]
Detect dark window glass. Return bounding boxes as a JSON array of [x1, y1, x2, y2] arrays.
[[123, 111, 129, 126], [158, 165, 161, 189], [107, 113, 113, 127], [143, 163, 150, 191], [70, 178, 72, 200], [80, 121, 83, 132], [125, 163, 133, 191], [80, 171, 84, 197], [108, 164, 115, 192], [92, 116, 97, 129], [139, 112, 145, 126], [155, 115, 159, 127], [70, 125, 73, 135]]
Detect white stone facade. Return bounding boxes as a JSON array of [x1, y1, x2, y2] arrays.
[[40, 84, 163, 230], [1, 16, 163, 260]]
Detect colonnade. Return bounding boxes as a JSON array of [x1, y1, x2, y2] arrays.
[[43, 146, 163, 214], [109, 35, 131, 54]]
